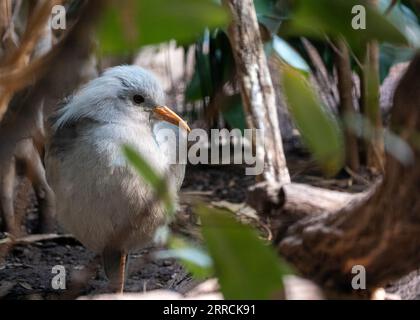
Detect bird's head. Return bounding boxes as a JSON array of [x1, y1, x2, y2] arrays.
[[52, 65, 190, 132]]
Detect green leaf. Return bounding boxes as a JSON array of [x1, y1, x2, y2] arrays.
[[185, 30, 235, 102], [380, 43, 414, 81], [377, 1, 419, 79], [221, 94, 246, 133], [196, 204, 292, 299], [185, 32, 214, 102], [156, 236, 214, 279], [185, 67, 207, 102], [282, 65, 344, 175], [98, 0, 229, 54], [380, 0, 420, 47], [122, 145, 175, 215], [272, 35, 310, 72], [281, 0, 408, 54], [254, 0, 288, 34], [344, 113, 414, 166]]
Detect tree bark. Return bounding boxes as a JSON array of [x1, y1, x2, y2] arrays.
[[302, 38, 339, 113], [335, 39, 360, 172], [361, 0, 385, 173], [222, 0, 290, 185]]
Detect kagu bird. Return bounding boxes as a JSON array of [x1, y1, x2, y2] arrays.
[[45, 66, 190, 293]]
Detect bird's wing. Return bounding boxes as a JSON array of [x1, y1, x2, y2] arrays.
[[44, 115, 102, 208], [46, 116, 101, 161]]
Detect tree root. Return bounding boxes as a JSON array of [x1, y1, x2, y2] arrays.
[[249, 53, 420, 296]]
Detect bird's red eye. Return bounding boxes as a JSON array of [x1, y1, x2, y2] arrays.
[[133, 94, 145, 104]]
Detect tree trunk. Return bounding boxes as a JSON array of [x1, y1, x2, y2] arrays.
[[335, 39, 360, 172], [302, 38, 339, 113], [361, 0, 385, 173], [222, 0, 290, 185]]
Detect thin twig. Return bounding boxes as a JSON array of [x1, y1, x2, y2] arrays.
[[0, 233, 74, 246]]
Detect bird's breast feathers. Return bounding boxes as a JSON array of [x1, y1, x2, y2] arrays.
[[46, 121, 173, 252]]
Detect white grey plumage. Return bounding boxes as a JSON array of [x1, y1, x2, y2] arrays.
[[45, 65, 189, 292]]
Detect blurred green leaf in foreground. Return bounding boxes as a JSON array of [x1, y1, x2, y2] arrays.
[[344, 113, 415, 166], [156, 235, 214, 279], [282, 64, 344, 176], [196, 204, 292, 299], [98, 0, 229, 54], [281, 0, 408, 55], [271, 34, 310, 72]]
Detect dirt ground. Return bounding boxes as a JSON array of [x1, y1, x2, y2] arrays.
[[0, 152, 370, 300]]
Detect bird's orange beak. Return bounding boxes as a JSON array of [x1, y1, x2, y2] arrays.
[[153, 106, 191, 133]]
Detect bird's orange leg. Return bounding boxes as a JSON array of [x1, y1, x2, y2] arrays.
[[116, 253, 127, 294], [103, 248, 128, 294]]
